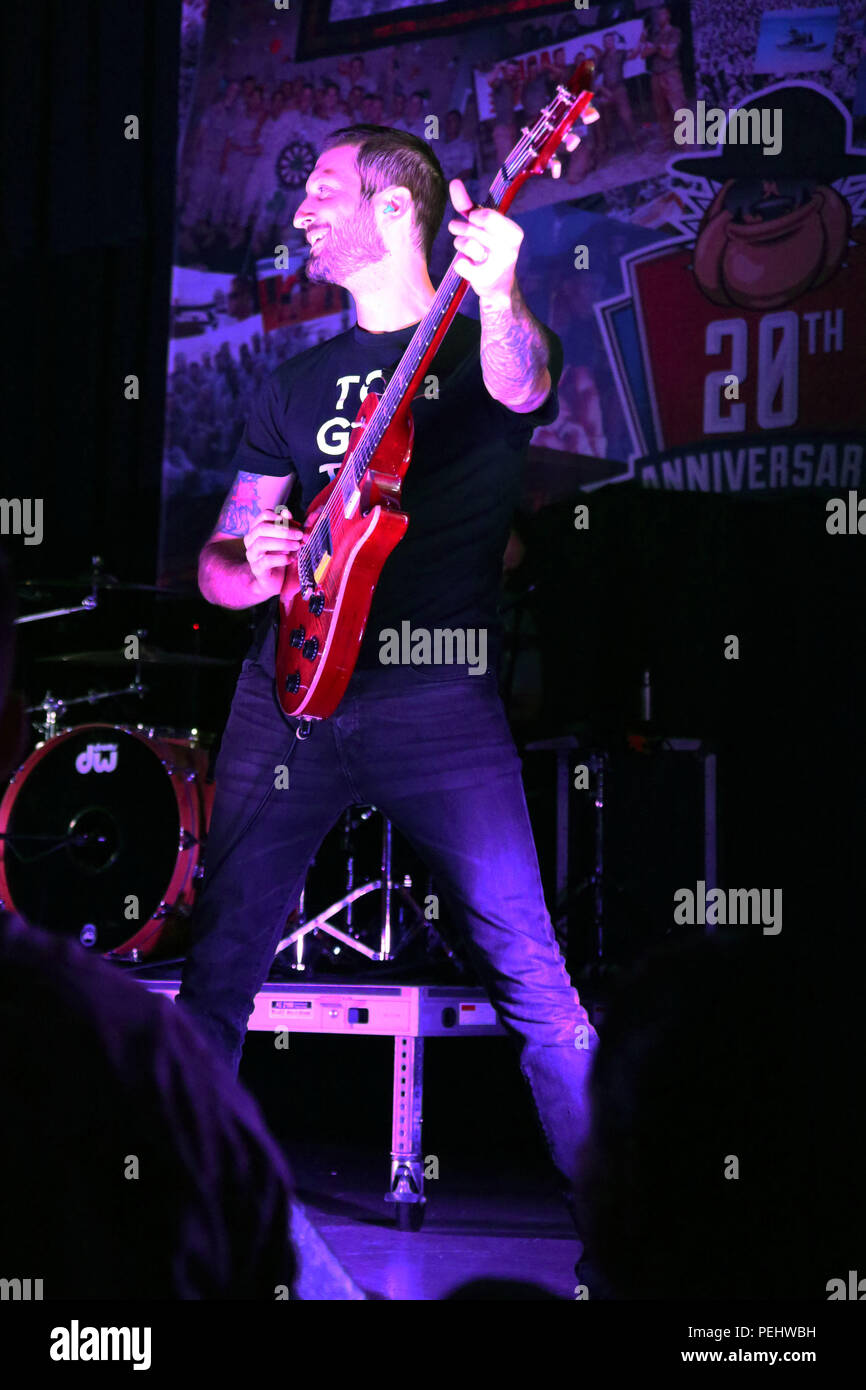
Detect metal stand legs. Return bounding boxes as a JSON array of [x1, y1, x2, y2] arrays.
[[384, 1036, 426, 1231]]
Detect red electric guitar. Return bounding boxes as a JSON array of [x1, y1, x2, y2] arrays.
[[276, 60, 596, 719]]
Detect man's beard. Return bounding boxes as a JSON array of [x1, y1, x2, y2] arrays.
[[305, 199, 388, 285]]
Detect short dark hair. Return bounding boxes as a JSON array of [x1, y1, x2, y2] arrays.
[[319, 124, 447, 262]]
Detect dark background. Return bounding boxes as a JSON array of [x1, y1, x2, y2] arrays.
[[1, 0, 180, 584]]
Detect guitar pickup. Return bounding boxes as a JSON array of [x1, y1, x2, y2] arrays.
[[344, 488, 361, 519], [310, 516, 333, 584]]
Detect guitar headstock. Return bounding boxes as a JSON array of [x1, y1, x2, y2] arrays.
[[498, 59, 597, 200], [567, 57, 597, 98]]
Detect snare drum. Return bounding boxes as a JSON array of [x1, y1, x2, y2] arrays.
[[0, 724, 213, 958]]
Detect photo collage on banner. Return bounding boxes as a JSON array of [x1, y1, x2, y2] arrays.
[[159, 0, 866, 583]]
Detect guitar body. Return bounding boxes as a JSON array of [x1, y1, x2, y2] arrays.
[[275, 391, 414, 719]]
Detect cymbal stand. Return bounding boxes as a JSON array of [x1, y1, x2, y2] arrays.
[[274, 807, 428, 971], [524, 735, 608, 958], [14, 596, 97, 626], [13, 554, 105, 625], [26, 680, 148, 743]]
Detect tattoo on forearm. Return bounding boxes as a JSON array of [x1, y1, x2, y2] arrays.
[[479, 284, 550, 408], [216, 471, 263, 536]]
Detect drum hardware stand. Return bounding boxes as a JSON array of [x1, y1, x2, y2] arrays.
[[567, 750, 607, 960], [0, 827, 110, 861], [104, 794, 209, 962], [27, 682, 148, 743], [26, 622, 151, 743], [524, 735, 609, 958], [14, 595, 97, 626], [526, 676, 657, 961], [14, 554, 105, 627], [274, 808, 432, 972], [106, 898, 196, 963]]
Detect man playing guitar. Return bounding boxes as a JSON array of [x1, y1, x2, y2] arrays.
[[178, 123, 599, 1205]]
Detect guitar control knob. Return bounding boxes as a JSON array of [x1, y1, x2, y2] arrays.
[[289, 626, 305, 648], [284, 671, 301, 693], [302, 637, 319, 661], [308, 592, 325, 616]]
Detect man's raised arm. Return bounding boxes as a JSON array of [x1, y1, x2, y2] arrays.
[[446, 180, 553, 415]]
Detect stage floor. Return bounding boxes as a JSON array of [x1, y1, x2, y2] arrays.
[[135, 969, 584, 1297], [288, 1140, 579, 1301]]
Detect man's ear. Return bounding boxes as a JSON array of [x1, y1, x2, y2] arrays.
[[378, 185, 412, 223], [0, 691, 26, 782]]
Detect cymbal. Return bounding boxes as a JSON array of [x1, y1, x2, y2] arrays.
[[18, 576, 195, 596], [37, 646, 234, 668]]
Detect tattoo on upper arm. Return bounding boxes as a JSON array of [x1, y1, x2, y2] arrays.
[[216, 471, 264, 536]]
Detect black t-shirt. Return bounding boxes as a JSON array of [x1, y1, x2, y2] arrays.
[[233, 311, 563, 673]]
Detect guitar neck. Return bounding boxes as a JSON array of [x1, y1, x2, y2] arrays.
[[347, 168, 525, 484]]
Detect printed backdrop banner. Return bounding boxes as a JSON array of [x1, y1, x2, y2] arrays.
[[597, 81, 866, 494], [472, 20, 648, 122], [158, 0, 866, 584]]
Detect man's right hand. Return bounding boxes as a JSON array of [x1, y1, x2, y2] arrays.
[[243, 507, 306, 600], [199, 469, 300, 610]]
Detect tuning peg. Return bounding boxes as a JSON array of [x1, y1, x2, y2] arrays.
[[563, 131, 581, 153], [549, 157, 562, 179], [583, 103, 600, 124]]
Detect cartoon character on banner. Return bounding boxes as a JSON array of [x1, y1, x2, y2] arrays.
[[596, 84, 866, 493], [674, 87, 862, 309]]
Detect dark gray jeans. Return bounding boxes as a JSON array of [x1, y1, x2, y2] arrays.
[[178, 627, 599, 1188]]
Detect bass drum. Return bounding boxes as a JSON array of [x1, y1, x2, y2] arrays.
[[0, 724, 213, 958]]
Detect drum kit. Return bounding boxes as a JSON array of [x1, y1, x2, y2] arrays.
[[1, 559, 463, 978]]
